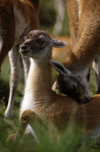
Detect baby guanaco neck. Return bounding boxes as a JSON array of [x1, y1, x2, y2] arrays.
[[25, 56, 52, 102]]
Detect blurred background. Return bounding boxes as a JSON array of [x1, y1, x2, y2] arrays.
[[39, 0, 70, 36]]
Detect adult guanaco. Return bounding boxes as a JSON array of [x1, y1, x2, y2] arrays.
[[0, 0, 39, 118]]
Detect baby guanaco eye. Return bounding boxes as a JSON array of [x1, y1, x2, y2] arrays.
[[71, 84, 76, 93], [24, 34, 32, 41], [27, 34, 32, 39], [29, 34, 32, 38], [36, 38, 45, 46]]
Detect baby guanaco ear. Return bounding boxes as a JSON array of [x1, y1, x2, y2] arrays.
[[50, 38, 67, 48], [49, 60, 71, 75]]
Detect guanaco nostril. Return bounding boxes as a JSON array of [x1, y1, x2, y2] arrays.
[[78, 96, 90, 104], [85, 96, 90, 103], [21, 45, 27, 50]]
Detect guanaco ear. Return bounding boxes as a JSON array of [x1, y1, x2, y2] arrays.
[[49, 60, 71, 75], [50, 38, 67, 48]]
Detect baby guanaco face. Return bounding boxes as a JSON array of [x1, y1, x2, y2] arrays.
[[20, 30, 66, 58], [57, 74, 90, 104], [50, 60, 90, 104], [20, 30, 51, 58]]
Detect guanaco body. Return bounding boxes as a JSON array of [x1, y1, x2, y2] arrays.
[[53, 0, 100, 103], [0, 0, 39, 118]]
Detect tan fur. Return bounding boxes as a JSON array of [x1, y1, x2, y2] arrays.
[[0, 0, 39, 70], [27, 94, 100, 131], [0, 0, 15, 69], [7, 91, 100, 143], [64, 0, 100, 71]]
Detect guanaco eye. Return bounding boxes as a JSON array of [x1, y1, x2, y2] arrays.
[[24, 34, 32, 41], [29, 34, 32, 38], [71, 84, 76, 93], [36, 38, 45, 46]]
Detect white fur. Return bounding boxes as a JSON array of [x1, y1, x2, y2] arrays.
[[14, 5, 29, 44], [20, 91, 36, 114], [4, 2, 35, 118], [19, 59, 39, 140], [20, 58, 46, 138], [20, 59, 37, 114]]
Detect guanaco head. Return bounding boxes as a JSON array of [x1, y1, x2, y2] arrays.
[[50, 60, 90, 104], [19, 30, 66, 59]]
